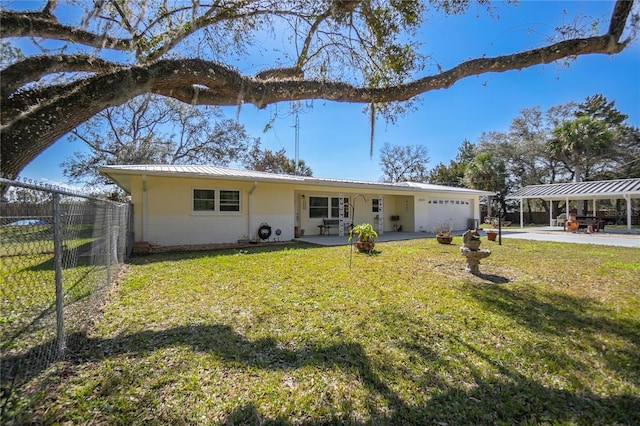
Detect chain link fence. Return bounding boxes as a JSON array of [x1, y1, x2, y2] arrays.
[[0, 177, 132, 420]]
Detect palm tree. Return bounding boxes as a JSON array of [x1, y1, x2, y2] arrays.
[[547, 116, 613, 183], [464, 152, 507, 218]]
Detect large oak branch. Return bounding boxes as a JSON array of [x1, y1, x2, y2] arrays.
[[1, 55, 119, 97], [0, 0, 633, 179], [0, 11, 132, 51]]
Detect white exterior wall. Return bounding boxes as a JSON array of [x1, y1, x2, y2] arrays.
[[123, 171, 486, 246], [250, 183, 295, 242], [146, 214, 246, 245], [138, 176, 294, 245]]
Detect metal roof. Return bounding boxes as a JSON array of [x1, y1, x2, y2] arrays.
[[98, 164, 494, 196], [99, 164, 305, 182], [507, 178, 640, 200]]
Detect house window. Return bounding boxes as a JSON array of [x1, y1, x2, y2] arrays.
[[372, 198, 380, 213], [331, 198, 350, 218], [220, 190, 240, 212], [309, 196, 329, 218], [193, 189, 215, 211], [193, 189, 240, 213], [309, 196, 349, 219]]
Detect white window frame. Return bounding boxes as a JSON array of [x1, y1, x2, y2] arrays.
[[219, 189, 241, 212], [192, 188, 241, 215], [193, 188, 216, 213], [308, 196, 349, 219]]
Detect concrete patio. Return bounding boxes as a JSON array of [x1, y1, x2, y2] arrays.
[[295, 227, 640, 248]]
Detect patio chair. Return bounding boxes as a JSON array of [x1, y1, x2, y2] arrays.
[[555, 213, 566, 227]]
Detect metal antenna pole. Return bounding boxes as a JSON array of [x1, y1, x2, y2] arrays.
[[294, 113, 299, 166]]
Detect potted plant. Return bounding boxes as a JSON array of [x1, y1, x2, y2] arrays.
[[348, 223, 378, 253], [390, 215, 400, 231], [433, 220, 453, 244], [486, 229, 497, 241]]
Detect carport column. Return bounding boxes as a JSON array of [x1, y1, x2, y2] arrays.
[[378, 195, 384, 235], [519, 198, 524, 229], [338, 193, 345, 237], [625, 194, 632, 231], [549, 200, 553, 226]]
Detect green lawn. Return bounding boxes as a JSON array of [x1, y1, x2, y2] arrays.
[[5, 238, 639, 425]]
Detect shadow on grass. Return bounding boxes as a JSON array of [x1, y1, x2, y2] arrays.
[[4, 321, 639, 424], [467, 285, 640, 384], [473, 272, 511, 283]]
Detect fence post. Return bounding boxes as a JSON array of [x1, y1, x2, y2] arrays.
[[52, 193, 66, 356], [106, 204, 112, 286]]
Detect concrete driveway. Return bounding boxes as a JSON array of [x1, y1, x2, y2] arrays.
[[489, 226, 640, 248]]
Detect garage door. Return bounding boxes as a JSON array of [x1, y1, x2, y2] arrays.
[[425, 198, 474, 232]]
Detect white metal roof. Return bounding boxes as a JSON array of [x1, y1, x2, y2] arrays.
[[507, 178, 640, 200], [100, 164, 305, 182], [99, 164, 494, 196]]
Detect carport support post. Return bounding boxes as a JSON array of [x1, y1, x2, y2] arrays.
[[519, 198, 523, 229], [549, 200, 553, 227], [625, 194, 632, 230]]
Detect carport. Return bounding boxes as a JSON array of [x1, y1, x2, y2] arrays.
[[506, 178, 640, 231]]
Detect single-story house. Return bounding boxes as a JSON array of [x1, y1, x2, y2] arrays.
[[99, 165, 494, 247]]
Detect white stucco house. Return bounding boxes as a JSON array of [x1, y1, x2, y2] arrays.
[[99, 165, 493, 247]]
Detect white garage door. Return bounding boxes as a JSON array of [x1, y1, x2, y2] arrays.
[[425, 198, 474, 232]]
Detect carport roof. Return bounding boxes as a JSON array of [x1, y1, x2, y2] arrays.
[[507, 178, 640, 200]]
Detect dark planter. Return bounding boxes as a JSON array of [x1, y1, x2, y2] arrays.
[[486, 231, 497, 241], [355, 240, 376, 253], [436, 235, 453, 244]]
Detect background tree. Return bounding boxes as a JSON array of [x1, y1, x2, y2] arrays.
[[547, 116, 614, 183], [243, 145, 313, 176], [464, 151, 508, 217], [61, 94, 255, 185], [573, 94, 640, 180], [426, 139, 474, 186], [379, 143, 430, 183], [464, 152, 507, 193], [475, 94, 637, 218], [1, 0, 636, 179]]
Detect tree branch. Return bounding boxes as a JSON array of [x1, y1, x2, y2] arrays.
[[1, 55, 120, 97], [0, 10, 133, 51], [608, 0, 634, 41], [0, 0, 634, 180]]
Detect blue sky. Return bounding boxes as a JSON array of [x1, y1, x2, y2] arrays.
[[15, 0, 640, 186]]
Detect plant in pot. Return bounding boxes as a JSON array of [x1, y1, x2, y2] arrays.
[[390, 215, 400, 231], [348, 223, 378, 253], [433, 220, 453, 244]]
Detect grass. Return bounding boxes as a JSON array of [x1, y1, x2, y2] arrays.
[[3, 237, 639, 425]]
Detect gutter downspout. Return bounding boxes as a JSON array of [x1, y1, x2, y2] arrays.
[[248, 181, 258, 239], [142, 174, 147, 241]]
